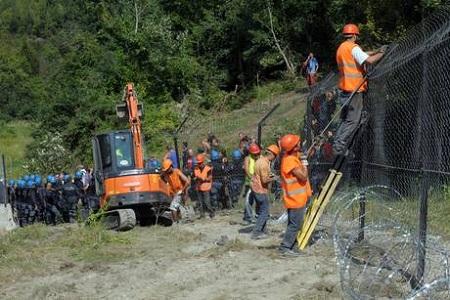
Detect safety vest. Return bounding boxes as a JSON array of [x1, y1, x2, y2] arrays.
[[166, 169, 184, 195], [245, 156, 256, 184], [281, 154, 309, 209], [336, 40, 367, 93], [194, 165, 212, 192]]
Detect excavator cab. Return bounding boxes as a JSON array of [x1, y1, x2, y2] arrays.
[[92, 130, 136, 196]]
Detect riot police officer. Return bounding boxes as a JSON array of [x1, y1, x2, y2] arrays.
[[60, 175, 82, 223]]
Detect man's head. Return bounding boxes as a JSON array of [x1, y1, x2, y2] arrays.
[[266, 144, 280, 161], [342, 23, 359, 41], [309, 52, 314, 58], [280, 134, 301, 154], [248, 143, 261, 158], [196, 154, 205, 167], [162, 159, 174, 174]]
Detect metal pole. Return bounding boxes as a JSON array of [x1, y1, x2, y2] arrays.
[[257, 103, 280, 146], [417, 173, 429, 284], [1, 154, 7, 206], [357, 192, 366, 242]]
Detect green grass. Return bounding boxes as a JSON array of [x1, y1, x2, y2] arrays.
[[0, 120, 34, 178], [0, 223, 135, 285], [181, 79, 309, 152]]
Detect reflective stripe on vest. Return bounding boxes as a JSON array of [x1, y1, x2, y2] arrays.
[[281, 155, 308, 209], [336, 41, 367, 92], [195, 165, 212, 191]]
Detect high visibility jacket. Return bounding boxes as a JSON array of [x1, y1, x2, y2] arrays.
[[245, 156, 256, 184], [194, 165, 212, 192], [336, 40, 367, 93], [281, 154, 309, 209], [166, 168, 185, 195]]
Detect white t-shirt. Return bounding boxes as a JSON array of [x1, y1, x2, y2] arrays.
[[351, 46, 369, 65]]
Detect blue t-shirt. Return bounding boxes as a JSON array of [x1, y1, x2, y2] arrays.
[[307, 57, 319, 74], [169, 149, 179, 169]]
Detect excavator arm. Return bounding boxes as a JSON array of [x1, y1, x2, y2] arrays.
[[116, 83, 144, 169]]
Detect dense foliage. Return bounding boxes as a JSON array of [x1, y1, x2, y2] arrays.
[[0, 0, 445, 165]]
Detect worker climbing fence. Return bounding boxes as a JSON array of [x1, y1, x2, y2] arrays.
[[301, 7, 450, 299]]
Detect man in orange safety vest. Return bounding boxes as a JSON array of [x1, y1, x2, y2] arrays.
[[279, 134, 312, 257], [333, 23, 385, 156]]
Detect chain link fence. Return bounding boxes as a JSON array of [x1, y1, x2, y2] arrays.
[[302, 6, 450, 299]]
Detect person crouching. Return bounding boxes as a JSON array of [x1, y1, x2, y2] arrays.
[[161, 159, 190, 222]]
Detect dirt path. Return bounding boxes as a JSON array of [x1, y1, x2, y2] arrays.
[[2, 211, 341, 299]]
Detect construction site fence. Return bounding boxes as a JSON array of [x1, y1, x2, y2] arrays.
[[303, 7, 450, 299]]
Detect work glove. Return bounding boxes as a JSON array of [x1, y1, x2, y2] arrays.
[[300, 154, 309, 167]]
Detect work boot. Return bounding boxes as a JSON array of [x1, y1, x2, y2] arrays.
[[251, 233, 269, 240], [279, 248, 305, 258]]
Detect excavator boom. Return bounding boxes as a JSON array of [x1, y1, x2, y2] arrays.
[[116, 83, 144, 169]]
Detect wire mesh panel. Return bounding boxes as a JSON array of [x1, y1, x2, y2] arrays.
[[299, 6, 450, 299], [322, 7, 450, 299]]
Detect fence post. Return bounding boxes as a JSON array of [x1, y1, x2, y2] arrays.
[[417, 171, 429, 284], [357, 191, 366, 242], [1, 154, 7, 206], [257, 103, 280, 146]]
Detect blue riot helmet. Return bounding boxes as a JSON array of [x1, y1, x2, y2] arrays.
[[49, 175, 57, 185], [47, 175, 53, 183], [34, 176, 42, 186], [30, 174, 36, 181], [8, 179, 15, 187], [63, 174, 71, 183], [232, 149, 242, 161], [148, 159, 160, 169], [154, 160, 162, 169], [210, 149, 220, 161], [17, 180, 26, 189], [26, 180, 35, 189], [75, 171, 83, 179]]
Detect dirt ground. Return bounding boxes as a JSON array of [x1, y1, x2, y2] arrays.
[[1, 209, 341, 300]]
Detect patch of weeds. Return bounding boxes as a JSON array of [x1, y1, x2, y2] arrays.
[[58, 223, 135, 262]]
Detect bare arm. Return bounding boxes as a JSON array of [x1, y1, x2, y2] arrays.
[[291, 164, 308, 182], [179, 172, 191, 192], [365, 52, 384, 65]]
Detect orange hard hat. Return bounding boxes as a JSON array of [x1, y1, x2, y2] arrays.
[[342, 23, 360, 35], [266, 144, 280, 156], [248, 143, 261, 155], [196, 154, 205, 164], [162, 159, 173, 171], [280, 134, 301, 152]]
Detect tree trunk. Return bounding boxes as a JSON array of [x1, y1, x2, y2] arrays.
[[266, 2, 296, 77]]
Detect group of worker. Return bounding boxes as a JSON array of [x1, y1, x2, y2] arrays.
[[156, 143, 248, 221], [154, 131, 312, 257], [159, 22, 387, 256], [6, 169, 97, 227]]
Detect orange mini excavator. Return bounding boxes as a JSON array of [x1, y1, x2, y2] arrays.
[[92, 83, 172, 230]]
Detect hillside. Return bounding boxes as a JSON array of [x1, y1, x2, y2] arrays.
[[0, 121, 34, 178]]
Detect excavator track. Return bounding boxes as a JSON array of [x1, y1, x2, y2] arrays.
[[103, 208, 137, 231]]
